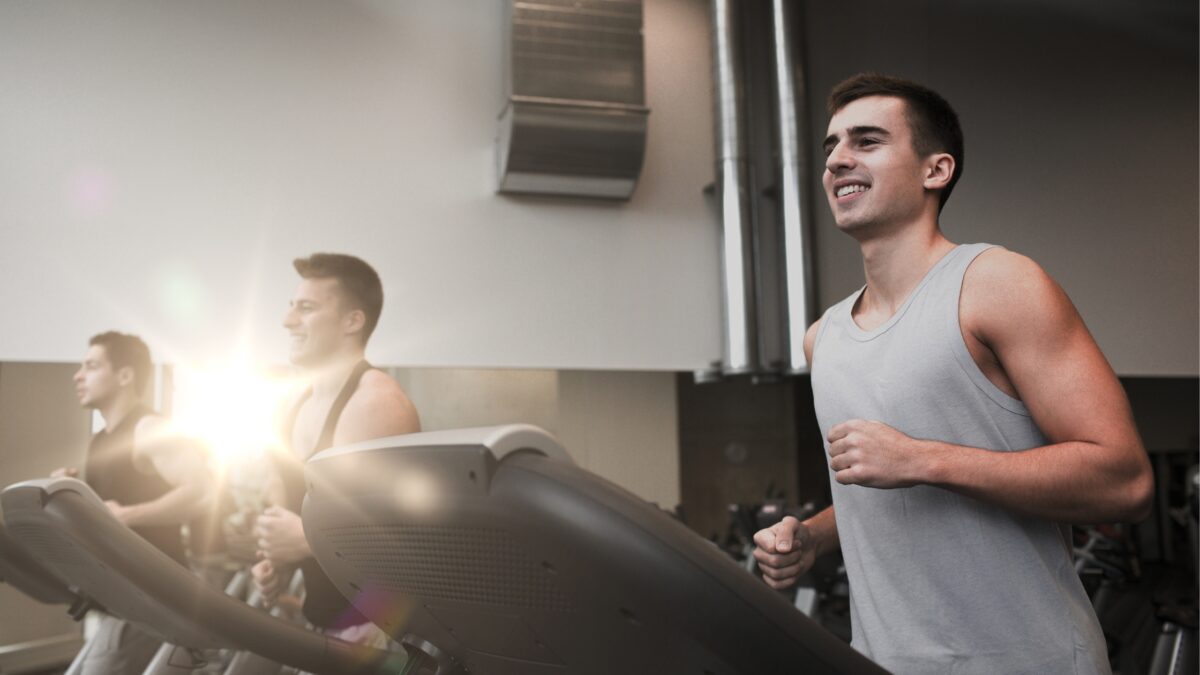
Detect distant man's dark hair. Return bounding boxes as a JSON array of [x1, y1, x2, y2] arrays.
[[89, 331, 153, 395], [293, 253, 384, 343], [828, 73, 964, 210]]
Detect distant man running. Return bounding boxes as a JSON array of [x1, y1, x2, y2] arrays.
[[57, 331, 210, 674], [252, 252, 419, 654]]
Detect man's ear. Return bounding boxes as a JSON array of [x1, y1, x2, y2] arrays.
[[116, 366, 136, 389], [923, 153, 955, 192], [343, 308, 366, 337]]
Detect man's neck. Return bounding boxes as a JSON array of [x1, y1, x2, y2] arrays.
[[97, 392, 141, 432], [857, 221, 955, 315], [302, 351, 367, 399]]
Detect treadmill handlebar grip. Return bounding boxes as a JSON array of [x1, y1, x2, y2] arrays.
[[5, 477, 105, 510], [308, 424, 574, 467]]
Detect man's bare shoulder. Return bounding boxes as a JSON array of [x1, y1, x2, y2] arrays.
[[131, 413, 203, 473], [132, 413, 179, 454], [962, 247, 1075, 337], [133, 412, 168, 437], [337, 370, 421, 442]]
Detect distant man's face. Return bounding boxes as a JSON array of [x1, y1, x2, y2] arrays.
[[282, 277, 354, 367], [73, 345, 124, 409]]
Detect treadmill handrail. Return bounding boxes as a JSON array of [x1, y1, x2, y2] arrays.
[[308, 424, 574, 466], [1, 478, 407, 675], [0, 516, 77, 606]]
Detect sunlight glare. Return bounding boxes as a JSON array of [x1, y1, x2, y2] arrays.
[[171, 362, 292, 469]]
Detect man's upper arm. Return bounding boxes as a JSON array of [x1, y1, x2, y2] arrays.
[[803, 318, 822, 367], [961, 250, 1140, 450], [337, 372, 421, 445], [132, 416, 210, 490]]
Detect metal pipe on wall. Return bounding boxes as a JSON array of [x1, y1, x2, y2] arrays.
[[770, 0, 816, 373], [711, 0, 759, 376]]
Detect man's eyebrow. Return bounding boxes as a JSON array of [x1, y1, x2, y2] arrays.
[[823, 126, 892, 153], [848, 125, 891, 138]]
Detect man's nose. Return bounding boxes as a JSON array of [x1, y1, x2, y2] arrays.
[[825, 142, 854, 173]]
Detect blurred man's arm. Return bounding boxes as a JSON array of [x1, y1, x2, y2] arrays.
[[106, 415, 211, 527]]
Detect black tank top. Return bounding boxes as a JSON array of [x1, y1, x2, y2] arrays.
[[84, 404, 188, 566], [277, 360, 373, 630]]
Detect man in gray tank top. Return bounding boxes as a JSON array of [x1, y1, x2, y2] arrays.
[[752, 74, 1153, 674]]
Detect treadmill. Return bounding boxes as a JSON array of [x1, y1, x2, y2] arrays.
[[1, 477, 412, 674], [302, 425, 890, 674], [0, 517, 78, 608]]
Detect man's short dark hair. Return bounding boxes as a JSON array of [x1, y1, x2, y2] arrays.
[[828, 73, 964, 211], [89, 331, 153, 395], [293, 253, 384, 343]]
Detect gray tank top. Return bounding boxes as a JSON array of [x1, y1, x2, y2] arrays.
[[811, 243, 1110, 675]]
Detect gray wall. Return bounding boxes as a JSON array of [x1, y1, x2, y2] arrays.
[[392, 368, 680, 507], [802, 0, 1198, 375], [0, 363, 90, 647]]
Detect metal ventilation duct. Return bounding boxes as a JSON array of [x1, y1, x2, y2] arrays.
[[710, 0, 759, 376], [496, 0, 650, 200], [704, 0, 816, 381], [771, 0, 816, 373]]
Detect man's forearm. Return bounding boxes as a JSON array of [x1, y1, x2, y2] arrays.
[[120, 483, 208, 527], [921, 439, 1152, 524]]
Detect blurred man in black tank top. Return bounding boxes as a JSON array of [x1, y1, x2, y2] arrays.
[[252, 253, 419, 657], [52, 331, 211, 675]]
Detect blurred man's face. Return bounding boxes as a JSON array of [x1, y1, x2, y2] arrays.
[[282, 277, 351, 368], [73, 345, 123, 409]]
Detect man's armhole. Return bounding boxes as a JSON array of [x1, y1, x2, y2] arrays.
[[955, 246, 1041, 412], [807, 314, 830, 366], [130, 415, 165, 475]]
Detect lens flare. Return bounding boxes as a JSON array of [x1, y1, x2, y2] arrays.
[[170, 362, 293, 470], [394, 472, 439, 513]]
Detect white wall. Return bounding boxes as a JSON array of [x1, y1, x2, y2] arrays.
[[0, 0, 1195, 375], [0, 0, 720, 371]]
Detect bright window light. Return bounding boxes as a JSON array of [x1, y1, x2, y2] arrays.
[[170, 361, 294, 470]]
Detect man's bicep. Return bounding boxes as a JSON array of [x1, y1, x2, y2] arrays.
[[981, 262, 1134, 445], [339, 388, 420, 444], [146, 438, 211, 489], [133, 418, 201, 480], [369, 391, 420, 436]]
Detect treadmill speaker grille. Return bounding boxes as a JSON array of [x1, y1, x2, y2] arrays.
[[6, 524, 79, 567], [324, 524, 573, 612]]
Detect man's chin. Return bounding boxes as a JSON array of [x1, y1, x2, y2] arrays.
[[288, 350, 325, 369], [834, 217, 865, 232]]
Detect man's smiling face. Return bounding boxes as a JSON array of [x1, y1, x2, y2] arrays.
[[822, 95, 931, 236]]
